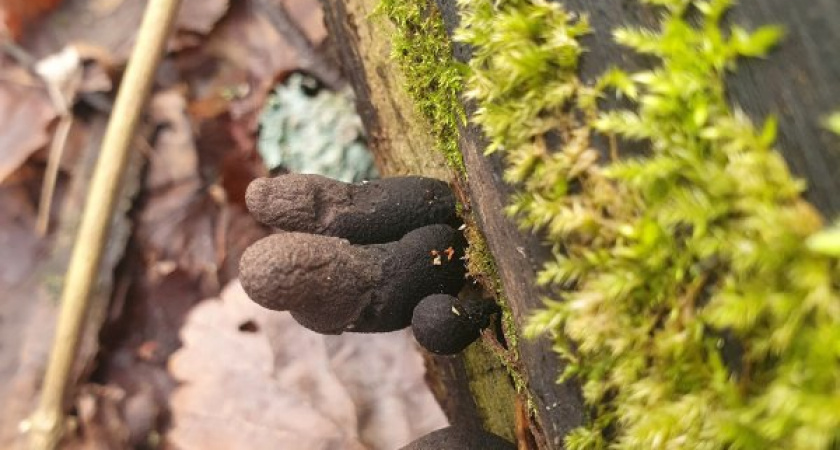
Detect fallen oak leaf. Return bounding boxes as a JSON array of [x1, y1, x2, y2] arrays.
[[168, 281, 447, 450], [168, 281, 367, 450]]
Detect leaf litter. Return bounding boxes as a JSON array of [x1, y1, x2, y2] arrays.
[[0, 0, 448, 448]]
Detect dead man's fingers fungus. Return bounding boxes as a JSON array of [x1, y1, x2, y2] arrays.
[[411, 294, 500, 355], [239, 224, 466, 334], [245, 174, 457, 244]]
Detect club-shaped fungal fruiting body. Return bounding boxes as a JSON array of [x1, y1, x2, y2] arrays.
[[399, 426, 515, 450], [239, 224, 466, 334], [245, 174, 458, 244], [411, 294, 500, 355]]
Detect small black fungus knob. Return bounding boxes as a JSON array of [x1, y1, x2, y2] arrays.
[[245, 174, 457, 244], [411, 294, 500, 355], [239, 224, 466, 334], [399, 426, 515, 450]]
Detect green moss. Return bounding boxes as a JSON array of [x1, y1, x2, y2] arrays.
[[462, 342, 518, 442], [458, 0, 840, 448], [498, 301, 519, 360], [377, 0, 466, 173], [462, 221, 502, 294], [461, 214, 531, 395], [461, 209, 535, 409]]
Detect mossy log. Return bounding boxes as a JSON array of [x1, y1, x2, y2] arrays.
[[319, 0, 840, 449], [319, 0, 579, 446], [319, 0, 522, 443]]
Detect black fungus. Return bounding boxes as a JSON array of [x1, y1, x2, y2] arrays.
[[411, 294, 500, 355], [239, 224, 466, 334], [245, 174, 457, 244], [399, 426, 515, 450]]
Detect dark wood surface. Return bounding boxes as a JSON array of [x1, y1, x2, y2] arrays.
[[456, 121, 587, 449], [727, 0, 840, 216], [321, 0, 840, 448]]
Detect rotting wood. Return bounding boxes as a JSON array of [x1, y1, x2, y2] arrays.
[[319, 0, 574, 446], [319, 0, 520, 443]]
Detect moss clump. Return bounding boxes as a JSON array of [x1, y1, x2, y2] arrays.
[[462, 220, 502, 294], [377, 0, 466, 173], [459, 0, 840, 448]]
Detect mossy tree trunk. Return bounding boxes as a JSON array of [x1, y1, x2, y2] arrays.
[[319, 0, 840, 449]]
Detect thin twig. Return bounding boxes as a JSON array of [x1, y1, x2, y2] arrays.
[[253, 0, 344, 89], [37, 115, 74, 235], [1, 39, 35, 67], [27, 1, 183, 448], [37, 61, 78, 236]]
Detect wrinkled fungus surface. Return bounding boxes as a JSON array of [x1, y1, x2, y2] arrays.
[[239, 224, 466, 334], [412, 294, 499, 355], [245, 174, 457, 244], [399, 426, 515, 450]]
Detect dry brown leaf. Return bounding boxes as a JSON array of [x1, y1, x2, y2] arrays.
[[0, 181, 52, 450], [168, 282, 367, 450], [20, 0, 230, 62], [0, 182, 42, 285], [136, 89, 219, 287], [146, 90, 199, 190], [0, 0, 64, 40], [0, 60, 57, 184], [280, 0, 326, 45], [209, 3, 297, 81], [0, 115, 141, 449], [168, 282, 447, 450], [319, 332, 451, 448], [64, 385, 131, 450], [177, 0, 230, 36], [0, 44, 115, 185]]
